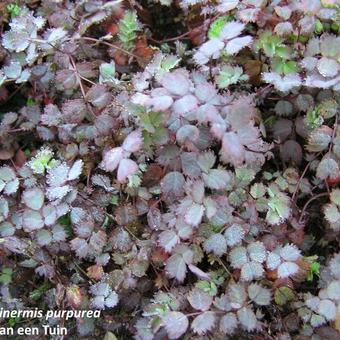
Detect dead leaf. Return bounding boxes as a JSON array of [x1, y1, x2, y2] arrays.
[[66, 285, 84, 309], [0, 148, 14, 160], [151, 247, 169, 265], [288, 228, 305, 245], [55, 283, 66, 307], [87, 265, 104, 280], [244, 60, 262, 85], [103, 22, 119, 35], [0, 86, 8, 102], [109, 48, 129, 66], [142, 164, 163, 187], [134, 38, 155, 67], [266, 269, 278, 281], [15, 149, 27, 167], [315, 326, 340, 340], [335, 309, 340, 331], [155, 273, 168, 290], [188, 26, 207, 46]]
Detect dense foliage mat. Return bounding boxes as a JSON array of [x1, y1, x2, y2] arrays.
[[0, 0, 339, 339]]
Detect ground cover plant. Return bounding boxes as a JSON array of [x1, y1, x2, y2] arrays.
[[0, 0, 339, 339]]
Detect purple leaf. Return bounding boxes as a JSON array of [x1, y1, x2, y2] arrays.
[[184, 202, 204, 226], [148, 95, 173, 111], [221, 131, 245, 166], [117, 159, 139, 182], [161, 70, 191, 96], [159, 230, 179, 253], [23, 209, 44, 231], [122, 130, 143, 153], [173, 95, 198, 116], [165, 254, 187, 282], [191, 311, 216, 335], [61, 99, 87, 124], [101, 147, 125, 171], [225, 36, 252, 55], [280, 140, 303, 165], [161, 171, 185, 197], [162, 312, 189, 339], [176, 125, 200, 145], [188, 264, 211, 280], [188, 288, 213, 311], [86, 84, 113, 109], [220, 21, 245, 40], [22, 188, 44, 211]]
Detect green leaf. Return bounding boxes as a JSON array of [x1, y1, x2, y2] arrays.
[[250, 183, 266, 199], [8, 316, 21, 327], [28, 147, 55, 174], [111, 195, 119, 205], [27, 98, 36, 106], [257, 32, 284, 58], [29, 282, 49, 301], [266, 192, 291, 225], [128, 173, 142, 188], [216, 65, 248, 89], [195, 280, 218, 296], [208, 16, 230, 39], [315, 19, 323, 34], [274, 286, 295, 305], [160, 55, 181, 73], [305, 107, 323, 129], [275, 45, 290, 59], [330, 189, 340, 206], [58, 214, 73, 238], [140, 111, 163, 134], [141, 115, 155, 134], [307, 262, 320, 281], [103, 332, 118, 340], [118, 11, 140, 50], [7, 2, 21, 19], [272, 58, 299, 75], [0, 267, 12, 284], [235, 168, 255, 186], [99, 61, 116, 84]]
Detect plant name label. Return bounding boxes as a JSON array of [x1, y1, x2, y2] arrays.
[[0, 308, 101, 336], [0, 325, 67, 336]]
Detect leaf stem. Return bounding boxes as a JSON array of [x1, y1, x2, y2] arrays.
[[292, 152, 322, 203], [78, 36, 139, 59], [69, 55, 96, 119], [299, 192, 329, 224]]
